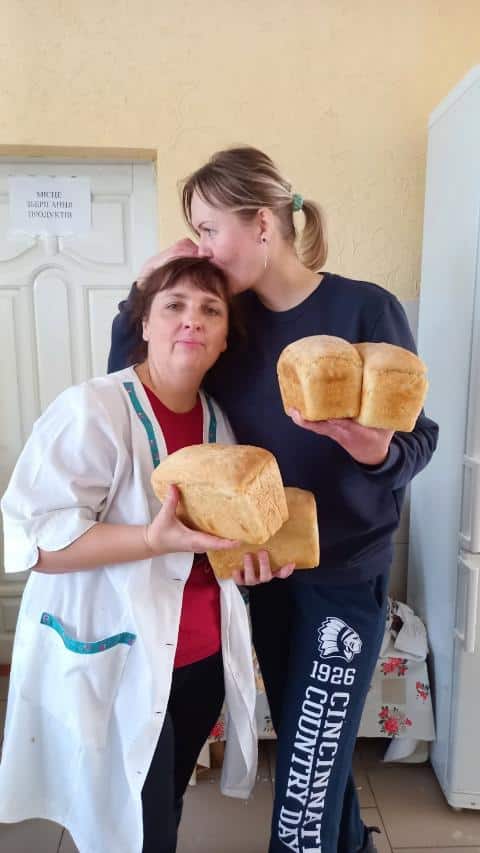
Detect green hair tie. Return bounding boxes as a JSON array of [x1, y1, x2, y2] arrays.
[[292, 193, 304, 212]]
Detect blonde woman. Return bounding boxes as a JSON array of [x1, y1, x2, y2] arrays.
[[109, 147, 439, 853]]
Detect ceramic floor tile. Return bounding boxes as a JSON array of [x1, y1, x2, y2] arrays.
[[355, 766, 376, 808], [360, 808, 392, 853], [0, 677, 9, 700], [177, 767, 273, 853], [0, 819, 63, 853], [369, 765, 480, 848]]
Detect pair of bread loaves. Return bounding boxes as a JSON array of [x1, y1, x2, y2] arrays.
[[277, 335, 428, 432], [151, 444, 319, 578]]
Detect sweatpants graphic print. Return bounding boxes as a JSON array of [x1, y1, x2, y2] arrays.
[[256, 577, 389, 853], [277, 618, 363, 852]]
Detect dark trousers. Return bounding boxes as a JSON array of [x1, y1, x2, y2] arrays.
[[141, 650, 224, 853], [250, 573, 388, 853]]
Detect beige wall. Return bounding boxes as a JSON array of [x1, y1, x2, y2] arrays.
[[2, 1, 480, 298]]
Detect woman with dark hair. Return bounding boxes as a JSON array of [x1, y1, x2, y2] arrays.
[[0, 257, 268, 853], [109, 146, 438, 853]]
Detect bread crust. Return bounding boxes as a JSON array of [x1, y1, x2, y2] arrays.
[[277, 335, 363, 421], [354, 342, 428, 431], [151, 444, 289, 544]]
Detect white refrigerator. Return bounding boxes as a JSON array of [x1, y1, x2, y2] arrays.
[[408, 66, 480, 810]]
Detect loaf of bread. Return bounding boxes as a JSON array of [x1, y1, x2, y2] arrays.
[[207, 487, 320, 579], [277, 336, 363, 421], [151, 444, 289, 544], [277, 335, 428, 432], [354, 342, 428, 431]]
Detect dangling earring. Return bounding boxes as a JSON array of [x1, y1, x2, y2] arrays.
[[261, 235, 268, 271]]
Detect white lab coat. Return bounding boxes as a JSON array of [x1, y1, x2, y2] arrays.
[[0, 367, 257, 853]]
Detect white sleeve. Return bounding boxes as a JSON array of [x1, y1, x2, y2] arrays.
[[1, 384, 117, 573]]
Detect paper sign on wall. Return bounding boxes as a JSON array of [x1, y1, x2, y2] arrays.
[[8, 176, 91, 236]]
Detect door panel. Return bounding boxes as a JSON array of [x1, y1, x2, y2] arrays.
[[0, 159, 158, 661]]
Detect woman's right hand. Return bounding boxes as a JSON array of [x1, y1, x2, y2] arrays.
[[137, 239, 199, 289], [232, 551, 295, 586], [145, 485, 240, 555]]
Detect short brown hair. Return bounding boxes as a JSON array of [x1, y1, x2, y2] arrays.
[[129, 256, 231, 363]]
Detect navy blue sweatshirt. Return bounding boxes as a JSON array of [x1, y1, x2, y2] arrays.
[[108, 272, 438, 585]]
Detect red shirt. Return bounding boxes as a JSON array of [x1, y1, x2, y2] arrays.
[[143, 385, 221, 668]]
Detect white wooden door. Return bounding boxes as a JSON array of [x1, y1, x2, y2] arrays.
[[0, 160, 158, 661]]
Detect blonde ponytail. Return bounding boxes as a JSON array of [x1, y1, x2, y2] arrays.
[[182, 146, 328, 271], [298, 199, 328, 271]]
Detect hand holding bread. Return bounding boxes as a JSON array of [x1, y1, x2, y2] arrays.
[[145, 485, 241, 556], [288, 410, 394, 466], [232, 550, 296, 586], [150, 446, 320, 579], [151, 444, 289, 544], [277, 335, 428, 432]]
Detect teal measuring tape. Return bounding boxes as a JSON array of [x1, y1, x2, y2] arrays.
[[40, 612, 136, 654], [124, 381, 218, 467]]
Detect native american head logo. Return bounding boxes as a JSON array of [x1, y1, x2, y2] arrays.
[[317, 618, 362, 662]]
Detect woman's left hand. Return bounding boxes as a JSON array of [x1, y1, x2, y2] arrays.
[[231, 551, 295, 586], [288, 409, 394, 466]]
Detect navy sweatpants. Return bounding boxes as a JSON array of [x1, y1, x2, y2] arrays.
[[249, 572, 388, 853]]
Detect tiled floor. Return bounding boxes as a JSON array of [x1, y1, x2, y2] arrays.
[[1, 674, 480, 852]]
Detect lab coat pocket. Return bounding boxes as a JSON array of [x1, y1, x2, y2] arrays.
[[19, 612, 136, 749]]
